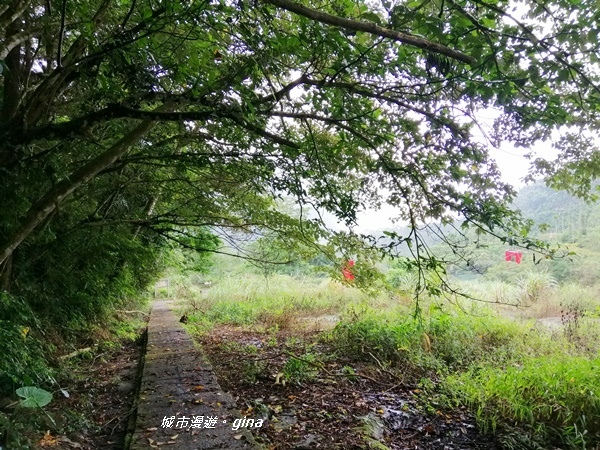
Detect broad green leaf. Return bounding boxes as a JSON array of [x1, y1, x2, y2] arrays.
[[16, 386, 53, 408]]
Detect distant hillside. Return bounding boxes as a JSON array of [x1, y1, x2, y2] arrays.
[[512, 182, 593, 237], [437, 181, 600, 284]]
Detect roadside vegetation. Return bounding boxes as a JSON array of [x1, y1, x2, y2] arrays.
[[0, 308, 149, 449], [175, 185, 600, 450], [181, 265, 600, 449], [4, 0, 600, 448]]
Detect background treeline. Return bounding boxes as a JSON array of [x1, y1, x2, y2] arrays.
[[443, 181, 600, 286]]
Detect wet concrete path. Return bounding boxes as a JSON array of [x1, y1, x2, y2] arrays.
[[129, 300, 259, 449]]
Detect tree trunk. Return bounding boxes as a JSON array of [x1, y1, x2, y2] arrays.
[[0, 18, 23, 167], [0, 110, 165, 266], [0, 253, 13, 292], [132, 194, 160, 239]]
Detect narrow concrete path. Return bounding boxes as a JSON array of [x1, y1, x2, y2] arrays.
[[129, 300, 259, 449]]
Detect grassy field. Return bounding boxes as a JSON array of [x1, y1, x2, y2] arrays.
[[175, 265, 600, 449]]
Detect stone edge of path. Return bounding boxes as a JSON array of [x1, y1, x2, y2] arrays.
[[127, 300, 264, 450]]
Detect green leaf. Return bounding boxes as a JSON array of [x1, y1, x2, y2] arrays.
[[557, 68, 572, 82], [16, 386, 53, 408], [361, 12, 382, 25]]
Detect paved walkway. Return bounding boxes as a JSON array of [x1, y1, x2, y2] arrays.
[[129, 300, 259, 449]]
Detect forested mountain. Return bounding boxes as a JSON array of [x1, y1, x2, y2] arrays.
[[512, 182, 596, 238], [430, 181, 600, 284]]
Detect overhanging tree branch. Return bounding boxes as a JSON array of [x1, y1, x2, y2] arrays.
[[262, 0, 477, 65], [6, 105, 214, 145], [0, 104, 169, 266], [0, 29, 37, 60], [150, 228, 295, 265], [8, 104, 303, 149], [300, 77, 469, 138], [469, 0, 600, 97], [0, 0, 31, 31]]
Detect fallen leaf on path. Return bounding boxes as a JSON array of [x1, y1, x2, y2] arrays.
[[39, 431, 58, 447]]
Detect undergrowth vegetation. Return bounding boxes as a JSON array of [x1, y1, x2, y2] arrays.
[[329, 306, 600, 446], [0, 296, 149, 449], [182, 263, 600, 449], [445, 357, 600, 447]]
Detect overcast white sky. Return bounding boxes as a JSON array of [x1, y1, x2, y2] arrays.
[[352, 136, 554, 233]]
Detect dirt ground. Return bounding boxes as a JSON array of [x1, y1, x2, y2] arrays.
[[17, 311, 527, 449], [197, 326, 503, 450], [28, 337, 144, 450]]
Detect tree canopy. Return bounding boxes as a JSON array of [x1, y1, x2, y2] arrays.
[[1, 0, 600, 306]]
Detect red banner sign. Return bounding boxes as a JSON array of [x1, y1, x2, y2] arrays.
[[505, 250, 523, 264]]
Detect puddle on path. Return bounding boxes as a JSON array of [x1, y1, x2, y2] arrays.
[[296, 314, 340, 331]]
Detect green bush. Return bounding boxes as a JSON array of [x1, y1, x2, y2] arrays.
[[330, 309, 551, 373], [331, 308, 600, 447], [331, 316, 419, 365], [0, 320, 52, 394], [0, 293, 53, 396]]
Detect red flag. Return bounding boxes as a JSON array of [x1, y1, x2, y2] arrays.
[[342, 260, 355, 280], [505, 250, 523, 264]]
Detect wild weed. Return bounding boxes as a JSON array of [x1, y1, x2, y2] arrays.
[[516, 270, 558, 306], [445, 356, 600, 448], [282, 352, 320, 383]]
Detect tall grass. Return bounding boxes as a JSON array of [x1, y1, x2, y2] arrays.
[[181, 273, 379, 330], [445, 357, 600, 446], [459, 277, 600, 319], [177, 266, 600, 448], [329, 308, 578, 372], [329, 307, 600, 449], [516, 270, 558, 305]]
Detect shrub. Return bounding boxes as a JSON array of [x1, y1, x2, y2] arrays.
[[516, 271, 558, 305], [330, 309, 547, 372], [0, 321, 52, 395], [0, 293, 53, 396], [282, 353, 320, 383]]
